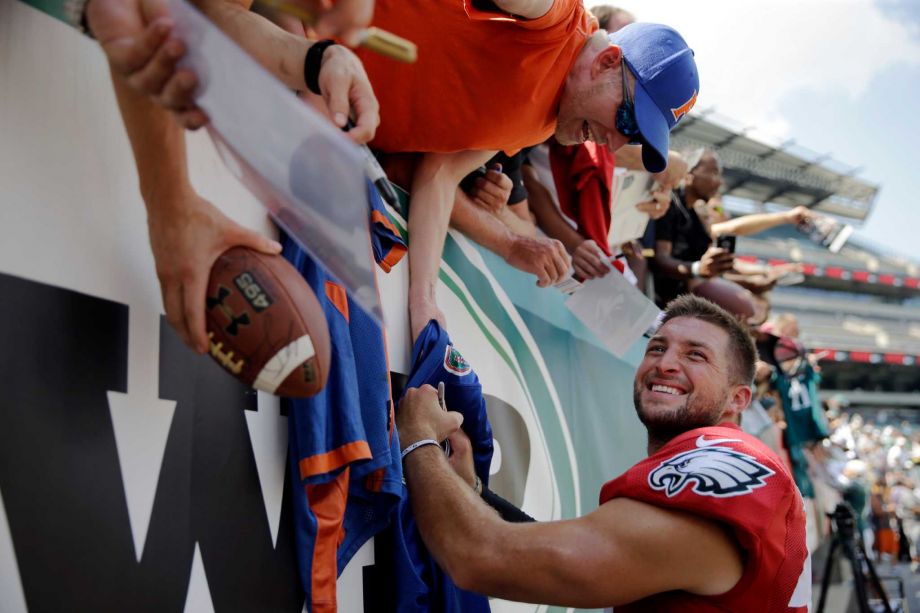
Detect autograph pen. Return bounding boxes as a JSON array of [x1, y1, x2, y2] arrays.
[[437, 381, 451, 457], [343, 119, 399, 207]]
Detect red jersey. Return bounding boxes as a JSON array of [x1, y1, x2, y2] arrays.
[[599, 423, 810, 612]]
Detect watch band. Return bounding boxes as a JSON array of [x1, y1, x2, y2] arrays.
[[304, 39, 336, 96]]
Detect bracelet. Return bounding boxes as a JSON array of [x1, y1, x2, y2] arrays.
[[473, 475, 483, 496], [304, 39, 337, 96], [690, 260, 701, 278], [401, 439, 440, 461]]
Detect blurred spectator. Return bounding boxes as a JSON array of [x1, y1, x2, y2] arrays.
[[652, 150, 733, 306]]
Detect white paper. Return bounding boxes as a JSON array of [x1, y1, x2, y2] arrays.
[[169, 0, 382, 323], [608, 169, 655, 247], [565, 264, 661, 357]]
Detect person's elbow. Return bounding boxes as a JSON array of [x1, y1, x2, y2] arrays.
[[442, 539, 502, 593]]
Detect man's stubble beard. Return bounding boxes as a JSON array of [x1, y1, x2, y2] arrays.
[[633, 379, 729, 449]]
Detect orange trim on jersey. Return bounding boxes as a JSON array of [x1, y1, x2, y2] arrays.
[[299, 440, 372, 480], [324, 280, 349, 322], [382, 328, 395, 438], [306, 468, 350, 613], [371, 209, 399, 235], [378, 243, 407, 273], [365, 467, 385, 493], [371, 210, 408, 272]]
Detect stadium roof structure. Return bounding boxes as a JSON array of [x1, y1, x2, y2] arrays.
[[670, 110, 879, 222]]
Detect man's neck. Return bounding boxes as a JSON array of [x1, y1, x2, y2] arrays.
[[646, 433, 670, 455], [683, 184, 702, 207]]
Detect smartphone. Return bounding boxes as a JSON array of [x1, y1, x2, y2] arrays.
[[715, 234, 736, 254]]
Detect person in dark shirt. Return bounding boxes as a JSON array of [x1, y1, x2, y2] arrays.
[[652, 150, 734, 306]]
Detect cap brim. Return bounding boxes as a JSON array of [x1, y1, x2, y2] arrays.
[[633, 81, 669, 174]]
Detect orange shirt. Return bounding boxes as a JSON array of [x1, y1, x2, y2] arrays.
[[357, 0, 597, 154]]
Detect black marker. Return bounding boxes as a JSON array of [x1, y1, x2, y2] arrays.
[[344, 119, 399, 207]]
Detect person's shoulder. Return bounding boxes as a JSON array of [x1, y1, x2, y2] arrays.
[[660, 425, 791, 478]]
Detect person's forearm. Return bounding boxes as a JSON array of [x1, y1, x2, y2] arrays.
[[192, 0, 310, 89], [711, 211, 789, 237], [652, 246, 694, 279], [111, 70, 191, 203], [403, 445, 508, 587], [450, 188, 517, 258], [523, 168, 584, 252]]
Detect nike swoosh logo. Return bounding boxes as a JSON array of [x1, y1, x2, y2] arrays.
[[696, 435, 742, 448]]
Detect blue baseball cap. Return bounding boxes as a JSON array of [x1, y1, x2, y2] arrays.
[[609, 23, 700, 173]]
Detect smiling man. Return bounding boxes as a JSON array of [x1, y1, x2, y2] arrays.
[[397, 294, 811, 611]]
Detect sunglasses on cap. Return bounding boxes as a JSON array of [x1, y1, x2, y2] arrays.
[[616, 62, 643, 146]]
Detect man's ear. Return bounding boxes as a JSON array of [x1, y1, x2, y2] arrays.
[[722, 384, 753, 423], [592, 44, 623, 78]]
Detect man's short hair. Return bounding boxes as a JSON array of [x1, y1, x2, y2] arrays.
[[661, 294, 757, 385]]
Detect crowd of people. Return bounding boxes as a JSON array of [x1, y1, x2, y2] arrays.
[[25, 0, 865, 610], [818, 408, 920, 563]]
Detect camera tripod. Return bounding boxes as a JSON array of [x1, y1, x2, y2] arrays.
[[816, 503, 898, 613]]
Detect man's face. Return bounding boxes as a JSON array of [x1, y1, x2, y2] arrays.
[[555, 45, 632, 153], [689, 153, 722, 199], [633, 317, 738, 436]]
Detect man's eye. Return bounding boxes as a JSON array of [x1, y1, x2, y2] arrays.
[[648, 345, 665, 354], [688, 350, 706, 360]]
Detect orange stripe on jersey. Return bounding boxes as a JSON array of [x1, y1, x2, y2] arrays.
[[371, 209, 399, 235], [299, 440, 372, 480], [381, 327, 395, 438], [306, 469, 350, 613], [378, 243, 407, 273], [324, 280, 349, 322], [365, 467, 385, 493]]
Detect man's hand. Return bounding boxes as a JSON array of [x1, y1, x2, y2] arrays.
[[571, 239, 610, 280], [397, 385, 464, 449], [147, 190, 282, 353], [87, 0, 208, 129], [784, 205, 814, 226], [503, 234, 571, 287], [469, 164, 511, 215], [317, 44, 380, 142], [697, 246, 734, 278], [635, 190, 670, 220], [651, 151, 688, 193]]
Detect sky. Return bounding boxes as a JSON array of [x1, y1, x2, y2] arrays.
[[587, 0, 920, 264]]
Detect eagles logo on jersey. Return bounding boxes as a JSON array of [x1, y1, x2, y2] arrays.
[[648, 437, 775, 498]]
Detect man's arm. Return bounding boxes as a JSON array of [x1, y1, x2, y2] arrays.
[[451, 188, 569, 287], [653, 239, 734, 280], [399, 386, 743, 608], [192, 0, 379, 139], [111, 72, 280, 353], [407, 151, 495, 338], [710, 206, 813, 238], [523, 164, 609, 279]]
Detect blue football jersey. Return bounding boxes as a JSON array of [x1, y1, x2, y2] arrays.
[[283, 179, 407, 611], [382, 320, 493, 613]]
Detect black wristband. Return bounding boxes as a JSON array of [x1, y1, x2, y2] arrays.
[[304, 39, 337, 96]]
